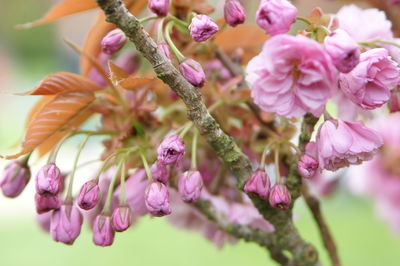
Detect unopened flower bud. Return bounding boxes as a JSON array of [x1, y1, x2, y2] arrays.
[[151, 161, 170, 184], [297, 154, 319, 179], [93, 214, 115, 246], [324, 29, 360, 73], [0, 161, 31, 198], [244, 169, 270, 200], [157, 135, 185, 165], [158, 42, 173, 62], [111, 206, 132, 232], [35, 193, 61, 214], [51, 204, 83, 245], [77, 179, 100, 210], [269, 184, 291, 211], [36, 163, 62, 196], [224, 0, 246, 27], [256, 0, 297, 36], [178, 170, 203, 203], [179, 58, 206, 88], [389, 91, 400, 113], [189, 15, 219, 42], [148, 0, 170, 17], [101, 29, 127, 55], [145, 182, 171, 217]]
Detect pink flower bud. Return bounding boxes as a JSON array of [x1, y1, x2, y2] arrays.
[[50, 204, 83, 245], [256, 0, 298, 36], [189, 15, 219, 42], [269, 184, 291, 210], [35, 193, 61, 214], [157, 135, 185, 165], [324, 29, 360, 73], [178, 170, 203, 203], [224, 0, 246, 27], [111, 206, 132, 232], [145, 182, 171, 216], [101, 29, 127, 55], [297, 154, 319, 179], [151, 161, 170, 184], [389, 90, 400, 113], [158, 42, 173, 62], [93, 214, 115, 246], [36, 163, 62, 196], [244, 169, 270, 200], [179, 58, 206, 87], [0, 161, 31, 198], [148, 0, 170, 17], [77, 180, 100, 210]]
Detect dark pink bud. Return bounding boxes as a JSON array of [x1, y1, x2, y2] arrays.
[[151, 161, 170, 184], [297, 154, 319, 179], [101, 29, 127, 55], [50, 204, 83, 245], [244, 169, 270, 200], [389, 90, 400, 113], [158, 42, 173, 62], [145, 182, 171, 217], [324, 29, 360, 73], [111, 206, 132, 232], [178, 170, 203, 203], [77, 180, 100, 210], [148, 0, 170, 17], [157, 135, 185, 165], [224, 0, 246, 27], [179, 58, 206, 87], [35, 193, 61, 214], [189, 15, 219, 42], [36, 163, 62, 196], [0, 161, 31, 198], [269, 184, 291, 211], [93, 214, 115, 246]]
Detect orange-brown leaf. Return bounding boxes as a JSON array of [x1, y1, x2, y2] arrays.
[[19, 72, 103, 95], [119, 75, 155, 90], [18, 0, 98, 28], [108, 61, 129, 85], [7, 91, 95, 159]]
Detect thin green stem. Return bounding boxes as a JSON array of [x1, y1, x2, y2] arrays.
[[139, 150, 153, 180], [260, 141, 276, 170], [191, 130, 199, 169], [179, 122, 194, 138], [157, 18, 165, 42], [274, 145, 281, 183], [103, 158, 124, 215], [208, 99, 224, 112], [373, 39, 400, 48], [139, 16, 159, 24], [119, 161, 127, 205], [165, 21, 185, 62], [296, 17, 312, 26], [166, 16, 189, 28]]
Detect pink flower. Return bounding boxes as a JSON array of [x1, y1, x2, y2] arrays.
[[340, 48, 400, 110], [93, 214, 115, 246], [324, 29, 360, 73], [224, 0, 246, 27], [158, 42, 172, 62], [244, 169, 270, 200], [157, 135, 186, 165], [297, 154, 319, 179], [148, 0, 169, 17], [111, 206, 132, 232], [256, 0, 297, 36], [101, 29, 127, 55], [50, 204, 83, 245], [269, 184, 291, 210], [145, 181, 171, 216], [151, 161, 170, 184], [189, 15, 219, 42], [179, 58, 206, 88], [316, 119, 383, 171], [0, 161, 31, 198], [36, 163, 62, 196], [389, 90, 400, 113], [246, 34, 338, 118], [77, 179, 100, 210], [178, 170, 204, 203], [35, 193, 61, 214]]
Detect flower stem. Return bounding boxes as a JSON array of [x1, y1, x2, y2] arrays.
[[103, 158, 124, 215], [191, 130, 199, 169], [274, 145, 281, 183], [157, 18, 165, 42], [139, 149, 153, 180], [165, 21, 185, 62], [179, 122, 194, 138], [166, 16, 189, 28], [296, 17, 312, 26], [119, 161, 127, 205], [260, 141, 276, 170], [139, 16, 159, 24]]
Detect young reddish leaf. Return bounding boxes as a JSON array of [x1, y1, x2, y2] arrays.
[[108, 61, 129, 85], [19, 72, 103, 95], [17, 0, 98, 28], [6, 91, 95, 159], [119, 75, 155, 91]]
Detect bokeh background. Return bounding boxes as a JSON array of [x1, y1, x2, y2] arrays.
[[0, 1, 399, 265]]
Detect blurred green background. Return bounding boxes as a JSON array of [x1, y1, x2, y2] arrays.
[[0, 1, 399, 265]]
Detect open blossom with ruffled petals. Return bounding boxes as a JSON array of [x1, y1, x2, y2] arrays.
[[189, 15, 219, 42], [179, 58, 206, 88], [244, 169, 270, 200], [93, 214, 115, 246], [324, 29, 360, 73], [246, 35, 338, 118], [36, 163, 62, 196], [224, 0, 246, 27], [101, 29, 127, 55], [1, 161, 31, 198], [35, 193, 61, 214], [340, 48, 400, 110], [269, 184, 291, 210], [157, 135, 185, 165], [145, 182, 171, 216], [77, 180, 100, 210], [51, 204, 83, 245], [256, 0, 297, 36], [178, 170, 203, 203], [148, 0, 169, 17], [111, 206, 132, 232], [151, 161, 170, 184], [316, 119, 383, 171]]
